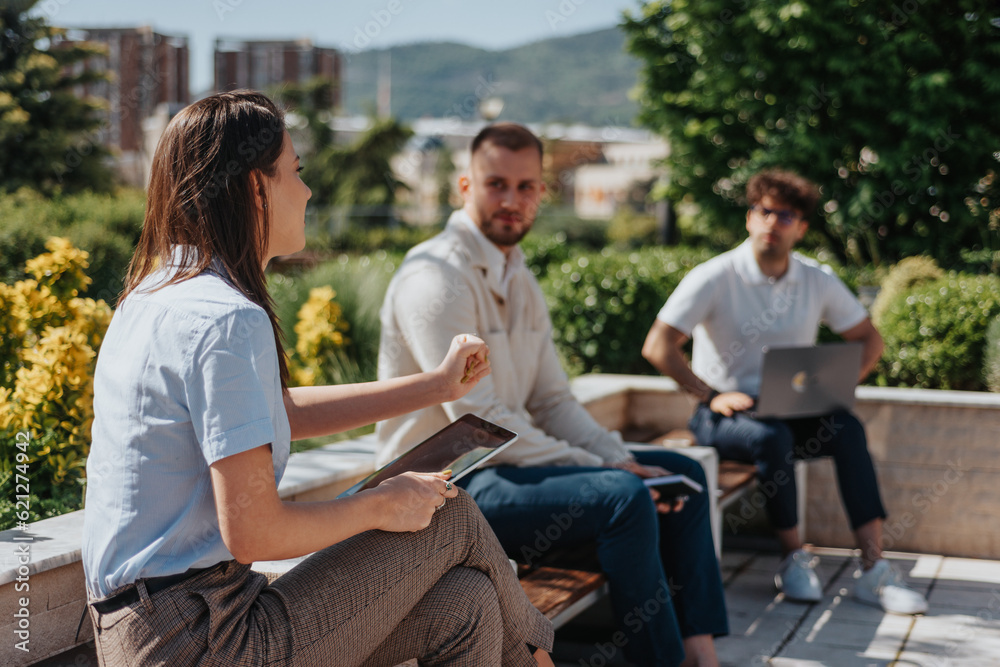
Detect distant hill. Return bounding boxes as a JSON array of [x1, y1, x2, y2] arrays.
[[342, 27, 641, 126]]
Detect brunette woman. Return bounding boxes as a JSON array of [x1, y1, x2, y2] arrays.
[[82, 90, 553, 666]]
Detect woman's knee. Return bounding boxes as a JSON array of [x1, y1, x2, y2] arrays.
[[433, 568, 502, 630], [435, 488, 482, 525]]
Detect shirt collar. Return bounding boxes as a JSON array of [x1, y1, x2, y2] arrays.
[[448, 209, 524, 297], [733, 239, 801, 286], [156, 245, 234, 285]]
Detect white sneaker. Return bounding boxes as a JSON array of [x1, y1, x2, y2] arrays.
[[775, 548, 822, 602], [854, 559, 929, 615]]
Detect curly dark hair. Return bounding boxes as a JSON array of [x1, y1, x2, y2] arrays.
[[746, 170, 820, 220]]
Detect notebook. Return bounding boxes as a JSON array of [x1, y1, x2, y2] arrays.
[[643, 474, 704, 499]]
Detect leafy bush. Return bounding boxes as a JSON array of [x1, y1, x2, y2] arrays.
[[0, 188, 145, 301], [532, 209, 608, 249], [986, 317, 1000, 393], [874, 273, 1000, 391], [540, 245, 715, 376], [0, 239, 113, 529], [606, 208, 658, 248], [306, 221, 440, 256], [871, 256, 945, 326], [268, 252, 400, 387], [522, 232, 575, 278]]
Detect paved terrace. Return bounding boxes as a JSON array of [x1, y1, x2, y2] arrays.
[[34, 546, 1000, 666], [550, 547, 1000, 667]]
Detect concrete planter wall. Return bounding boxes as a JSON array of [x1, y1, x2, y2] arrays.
[[572, 374, 1000, 560], [809, 386, 1000, 558]]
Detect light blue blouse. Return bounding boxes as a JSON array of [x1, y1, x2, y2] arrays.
[[82, 258, 290, 599]]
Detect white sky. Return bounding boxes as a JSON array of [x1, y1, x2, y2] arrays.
[[38, 0, 642, 94]]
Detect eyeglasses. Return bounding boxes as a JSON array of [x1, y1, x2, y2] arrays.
[[750, 205, 800, 226]]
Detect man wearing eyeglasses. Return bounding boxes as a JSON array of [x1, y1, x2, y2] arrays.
[[642, 170, 928, 616]]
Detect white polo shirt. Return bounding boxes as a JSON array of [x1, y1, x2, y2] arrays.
[[656, 240, 867, 395]]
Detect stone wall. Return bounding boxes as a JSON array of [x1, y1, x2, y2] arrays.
[[805, 387, 1000, 558], [573, 374, 1000, 560]]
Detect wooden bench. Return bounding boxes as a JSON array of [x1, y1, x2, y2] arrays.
[[518, 566, 609, 630]]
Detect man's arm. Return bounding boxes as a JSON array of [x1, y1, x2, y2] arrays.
[[642, 320, 754, 417], [642, 320, 713, 402], [838, 317, 884, 382], [522, 322, 633, 465]]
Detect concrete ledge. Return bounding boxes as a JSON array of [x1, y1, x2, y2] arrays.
[[811, 386, 1000, 557], [278, 434, 378, 501], [0, 435, 380, 666]]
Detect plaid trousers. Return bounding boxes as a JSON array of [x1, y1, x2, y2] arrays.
[[88, 490, 553, 666]]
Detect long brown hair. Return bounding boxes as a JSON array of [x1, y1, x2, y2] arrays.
[[122, 90, 290, 387]]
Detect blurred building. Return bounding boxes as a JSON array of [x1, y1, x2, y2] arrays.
[[56, 26, 190, 185], [214, 38, 342, 107], [573, 140, 670, 220], [359, 116, 668, 226]]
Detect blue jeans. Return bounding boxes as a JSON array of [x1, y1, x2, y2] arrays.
[[689, 406, 887, 531], [459, 450, 728, 667]]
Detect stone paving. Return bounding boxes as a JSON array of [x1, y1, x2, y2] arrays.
[[554, 547, 1000, 666]]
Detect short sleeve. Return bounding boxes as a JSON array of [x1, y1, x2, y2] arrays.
[[184, 306, 278, 465], [656, 263, 718, 336], [819, 267, 869, 334]]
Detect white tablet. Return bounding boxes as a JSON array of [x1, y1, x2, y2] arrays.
[[339, 414, 518, 497]]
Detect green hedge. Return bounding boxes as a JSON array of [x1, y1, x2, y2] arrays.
[[986, 317, 1000, 393], [539, 245, 715, 376], [522, 232, 575, 277], [305, 221, 441, 256], [277, 233, 1000, 393], [0, 188, 145, 300], [874, 273, 1000, 391]]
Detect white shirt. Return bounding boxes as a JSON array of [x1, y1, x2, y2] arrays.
[[82, 254, 290, 599], [657, 240, 868, 395], [376, 210, 632, 469], [457, 210, 520, 299]]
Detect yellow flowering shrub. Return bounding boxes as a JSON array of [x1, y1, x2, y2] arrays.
[[289, 286, 351, 386], [0, 238, 112, 527], [25, 236, 93, 300]]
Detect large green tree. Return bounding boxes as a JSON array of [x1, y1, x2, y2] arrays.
[[623, 0, 1000, 269], [0, 0, 112, 193]]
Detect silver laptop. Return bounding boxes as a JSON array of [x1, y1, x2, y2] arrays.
[[751, 343, 863, 419]]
